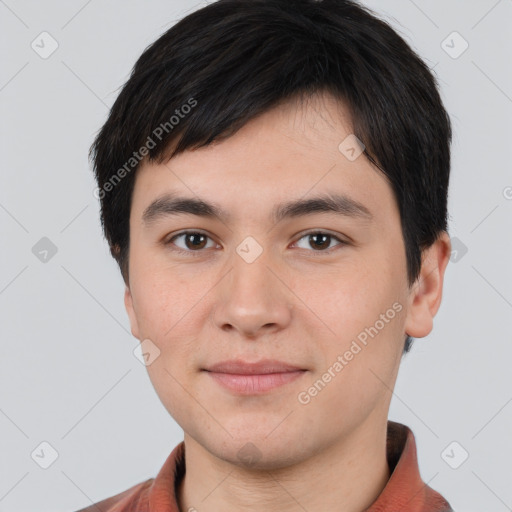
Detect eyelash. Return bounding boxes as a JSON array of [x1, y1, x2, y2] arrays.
[[164, 230, 348, 257]]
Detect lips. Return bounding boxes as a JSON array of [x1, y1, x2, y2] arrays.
[[203, 359, 307, 394], [204, 359, 305, 374]]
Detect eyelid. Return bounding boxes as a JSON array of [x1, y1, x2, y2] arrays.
[[294, 228, 349, 244], [291, 229, 348, 254], [165, 229, 219, 255], [165, 229, 349, 255]]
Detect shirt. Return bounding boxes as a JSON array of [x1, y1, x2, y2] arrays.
[[74, 421, 453, 511]]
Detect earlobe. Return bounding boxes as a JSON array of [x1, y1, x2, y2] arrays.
[[403, 232, 451, 339], [124, 285, 141, 340]]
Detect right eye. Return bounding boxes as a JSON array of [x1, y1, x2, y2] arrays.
[[165, 230, 219, 255]]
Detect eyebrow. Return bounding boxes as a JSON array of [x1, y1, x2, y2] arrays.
[[141, 191, 373, 227]]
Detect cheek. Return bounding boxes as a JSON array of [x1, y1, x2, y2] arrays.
[[129, 264, 220, 381], [130, 265, 202, 338], [297, 256, 406, 378], [295, 262, 393, 335], [296, 295, 405, 432], [134, 269, 206, 418]]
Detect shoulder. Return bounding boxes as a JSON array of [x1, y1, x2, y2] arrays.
[[72, 478, 155, 512]]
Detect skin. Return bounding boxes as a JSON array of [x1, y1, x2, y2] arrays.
[[124, 91, 451, 511]]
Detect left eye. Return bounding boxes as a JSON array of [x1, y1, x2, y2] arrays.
[[166, 231, 345, 254], [294, 232, 345, 252]]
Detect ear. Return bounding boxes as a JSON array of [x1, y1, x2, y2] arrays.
[[404, 231, 451, 339], [124, 285, 141, 340]]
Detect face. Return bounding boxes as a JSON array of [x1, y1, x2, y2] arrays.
[[124, 91, 448, 469]]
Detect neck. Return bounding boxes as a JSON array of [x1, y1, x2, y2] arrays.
[[177, 417, 390, 512]]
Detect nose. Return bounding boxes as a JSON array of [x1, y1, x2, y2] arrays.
[[212, 250, 293, 339]]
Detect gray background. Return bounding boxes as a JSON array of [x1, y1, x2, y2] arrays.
[[1, 0, 511, 511]]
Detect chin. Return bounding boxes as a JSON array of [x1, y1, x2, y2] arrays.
[[220, 443, 307, 471], [198, 429, 313, 471]]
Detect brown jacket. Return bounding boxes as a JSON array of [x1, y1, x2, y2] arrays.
[[75, 421, 453, 511]]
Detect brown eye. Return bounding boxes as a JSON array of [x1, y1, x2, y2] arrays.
[[167, 231, 216, 252], [183, 233, 207, 250], [308, 233, 331, 250], [294, 231, 346, 252]]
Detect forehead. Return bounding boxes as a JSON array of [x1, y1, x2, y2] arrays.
[[130, 91, 396, 227]]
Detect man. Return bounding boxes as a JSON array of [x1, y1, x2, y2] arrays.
[[80, 0, 453, 510]]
